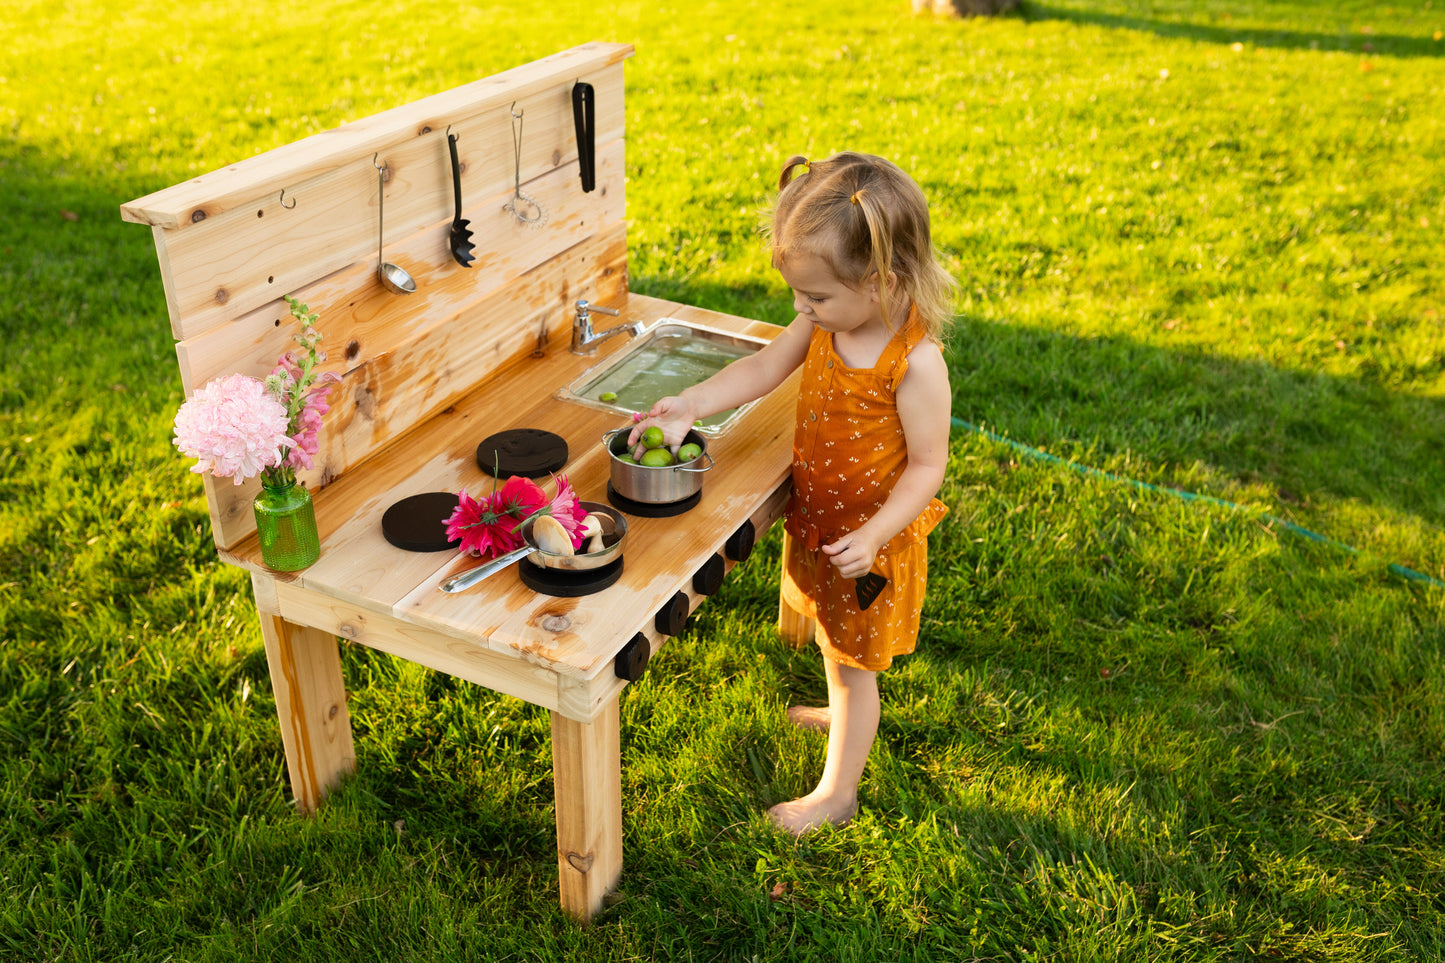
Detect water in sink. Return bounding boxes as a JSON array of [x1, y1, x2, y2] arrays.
[[558, 321, 768, 432]]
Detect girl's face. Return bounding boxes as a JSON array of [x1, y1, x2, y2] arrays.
[[777, 253, 881, 335]]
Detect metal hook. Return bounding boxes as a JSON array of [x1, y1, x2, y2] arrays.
[[279, 188, 296, 210], [372, 153, 389, 182]]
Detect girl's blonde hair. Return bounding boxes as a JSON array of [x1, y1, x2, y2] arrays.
[[765, 151, 956, 341]]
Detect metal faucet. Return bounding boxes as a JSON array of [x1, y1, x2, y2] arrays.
[[572, 299, 643, 354]]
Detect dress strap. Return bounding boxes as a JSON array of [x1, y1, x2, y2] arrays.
[[881, 305, 925, 390]]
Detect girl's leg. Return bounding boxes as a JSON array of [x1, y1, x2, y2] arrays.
[[768, 658, 879, 834]]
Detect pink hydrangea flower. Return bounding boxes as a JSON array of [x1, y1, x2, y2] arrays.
[[172, 374, 291, 484], [174, 297, 342, 486]]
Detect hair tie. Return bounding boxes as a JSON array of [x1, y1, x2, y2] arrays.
[[779, 154, 811, 192], [850, 190, 864, 205]]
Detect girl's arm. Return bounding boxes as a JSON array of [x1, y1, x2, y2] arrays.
[[821, 340, 951, 580], [628, 314, 815, 451]]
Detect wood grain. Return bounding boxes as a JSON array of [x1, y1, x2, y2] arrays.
[[551, 698, 622, 922], [254, 582, 356, 813], [122, 42, 632, 229]]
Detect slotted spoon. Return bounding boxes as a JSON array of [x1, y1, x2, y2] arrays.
[[446, 132, 475, 267]]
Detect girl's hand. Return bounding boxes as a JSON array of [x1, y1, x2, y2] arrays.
[[627, 395, 697, 457], [821, 530, 883, 581]]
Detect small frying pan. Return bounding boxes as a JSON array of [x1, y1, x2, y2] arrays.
[[438, 501, 626, 593]]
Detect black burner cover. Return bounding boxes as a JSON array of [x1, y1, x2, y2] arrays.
[[477, 429, 568, 479], [382, 492, 461, 552], [518, 556, 625, 596], [606, 483, 701, 518]]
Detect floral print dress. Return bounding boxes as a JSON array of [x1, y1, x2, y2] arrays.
[[781, 307, 948, 671]]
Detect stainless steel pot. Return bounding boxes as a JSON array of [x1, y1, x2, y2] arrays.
[[438, 501, 626, 593], [604, 427, 714, 503]]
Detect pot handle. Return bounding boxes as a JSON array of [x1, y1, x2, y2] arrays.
[[438, 544, 535, 593], [674, 450, 714, 473]]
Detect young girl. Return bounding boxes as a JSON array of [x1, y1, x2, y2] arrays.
[[628, 151, 956, 834]]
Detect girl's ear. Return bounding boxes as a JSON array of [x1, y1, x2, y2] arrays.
[[870, 272, 898, 302]]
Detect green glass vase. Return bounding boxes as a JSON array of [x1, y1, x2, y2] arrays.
[[253, 476, 320, 571]]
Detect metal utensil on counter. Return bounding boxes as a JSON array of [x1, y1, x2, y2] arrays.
[[438, 502, 626, 593], [446, 132, 475, 267], [373, 156, 417, 295], [503, 104, 547, 227]]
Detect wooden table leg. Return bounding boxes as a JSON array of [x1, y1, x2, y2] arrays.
[[776, 530, 817, 647], [550, 697, 622, 923], [255, 589, 355, 814]]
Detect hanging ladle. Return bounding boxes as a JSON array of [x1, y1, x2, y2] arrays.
[[373, 155, 417, 295]]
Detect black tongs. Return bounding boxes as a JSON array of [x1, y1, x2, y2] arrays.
[[572, 82, 596, 193]]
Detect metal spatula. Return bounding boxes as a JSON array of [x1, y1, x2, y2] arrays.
[[446, 132, 475, 267]]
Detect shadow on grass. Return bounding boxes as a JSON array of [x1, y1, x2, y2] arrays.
[[663, 280, 1445, 553], [945, 315, 1445, 540], [1022, 1, 1444, 59]]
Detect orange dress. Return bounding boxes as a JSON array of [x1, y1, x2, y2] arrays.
[[780, 309, 948, 671]]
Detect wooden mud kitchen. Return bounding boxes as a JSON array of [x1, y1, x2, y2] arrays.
[[123, 43, 818, 921]]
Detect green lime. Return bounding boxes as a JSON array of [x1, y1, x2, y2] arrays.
[[639, 447, 675, 467], [641, 426, 665, 450], [614, 449, 636, 464], [599, 391, 618, 403], [678, 442, 703, 463]]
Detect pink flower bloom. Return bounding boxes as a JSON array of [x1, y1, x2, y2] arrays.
[[443, 476, 591, 558], [494, 475, 549, 523], [545, 474, 590, 549], [445, 489, 528, 557], [173, 374, 291, 484], [284, 373, 342, 470]]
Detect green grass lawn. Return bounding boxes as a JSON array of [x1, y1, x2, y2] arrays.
[[3, 0, 1444, 959]]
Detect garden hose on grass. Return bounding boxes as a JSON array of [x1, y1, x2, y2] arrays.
[[950, 416, 1444, 590]]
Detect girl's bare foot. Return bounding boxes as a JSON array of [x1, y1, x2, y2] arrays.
[[786, 705, 830, 732], [766, 792, 857, 836]]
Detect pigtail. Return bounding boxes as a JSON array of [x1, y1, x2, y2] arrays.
[[850, 187, 897, 331], [779, 155, 810, 192]]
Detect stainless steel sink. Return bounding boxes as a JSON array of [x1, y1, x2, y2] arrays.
[[555, 319, 770, 433]]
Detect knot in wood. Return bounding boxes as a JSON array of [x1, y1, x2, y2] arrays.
[[541, 614, 572, 634]]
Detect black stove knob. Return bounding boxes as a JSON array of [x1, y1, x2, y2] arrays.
[[724, 520, 755, 562], [655, 591, 689, 636], [614, 633, 650, 682], [693, 553, 725, 596]]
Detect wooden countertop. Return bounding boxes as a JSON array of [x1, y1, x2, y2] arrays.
[[225, 294, 797, 720]]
